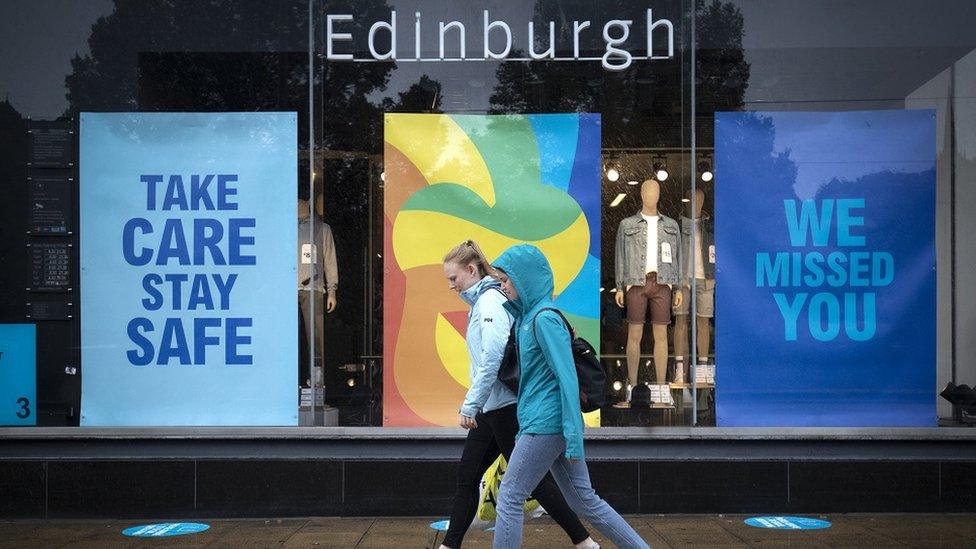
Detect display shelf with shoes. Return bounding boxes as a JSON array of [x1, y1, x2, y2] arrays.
[[601, 401, 675, 427]]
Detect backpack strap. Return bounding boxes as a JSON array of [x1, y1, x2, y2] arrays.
[[531, 307, 575, 342]]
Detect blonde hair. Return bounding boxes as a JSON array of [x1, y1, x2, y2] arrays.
[[443, 240, 494, 278]]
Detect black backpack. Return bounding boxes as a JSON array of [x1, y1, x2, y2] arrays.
[[496, 307, 606, 413]]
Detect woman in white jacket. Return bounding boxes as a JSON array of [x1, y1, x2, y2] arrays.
[[439, 240, 596, 549]]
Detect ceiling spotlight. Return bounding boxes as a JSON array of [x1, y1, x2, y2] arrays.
[[610, 193, 627, 207], [626, 180, 640, 186], [681, 198, 691, 203], [606, 168, 620, 182], [347, 378, 356, 388], [380, 171, 386, 182], [653, 161, 668, 182], [612, 381, 623, 391], [699, 161, 713, 182]]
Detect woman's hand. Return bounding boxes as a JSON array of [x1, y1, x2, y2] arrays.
[[458, 414, 478, 429]]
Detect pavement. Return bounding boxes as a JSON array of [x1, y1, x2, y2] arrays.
[[2, 514, 976, 548]]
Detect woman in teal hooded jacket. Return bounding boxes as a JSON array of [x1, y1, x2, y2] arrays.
[[491, 244, 649, 549], [440, 240, 593, 549]]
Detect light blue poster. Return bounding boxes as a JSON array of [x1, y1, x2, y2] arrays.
[[0, 324, 36, 426], [714, 110, 936, 426], [80, 113, 297, 426]]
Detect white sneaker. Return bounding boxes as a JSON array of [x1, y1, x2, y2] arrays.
[[673, 362, 685, 384], [614, 384, 633, 408]]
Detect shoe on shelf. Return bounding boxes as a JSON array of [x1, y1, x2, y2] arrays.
[[613, 384, 633, 408], [673, 362, 685, 384]]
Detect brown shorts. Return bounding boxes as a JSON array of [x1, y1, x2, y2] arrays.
[[625, 272, 673, 325]]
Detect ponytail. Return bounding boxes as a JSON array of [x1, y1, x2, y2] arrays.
[[443, 240, 495, 278]]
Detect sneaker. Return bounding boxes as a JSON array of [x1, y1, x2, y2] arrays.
[[613, 384, 633, 408], [673, 361, 685, 384]]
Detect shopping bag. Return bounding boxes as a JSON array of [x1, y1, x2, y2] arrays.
[[475, 455, 543, 523]]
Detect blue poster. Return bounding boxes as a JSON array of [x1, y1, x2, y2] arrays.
[[80, 113, 297, 426], [714, 110, 936, 427], [0, 324, 36, 426]]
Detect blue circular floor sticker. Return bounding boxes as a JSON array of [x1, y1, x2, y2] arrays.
[[122, 523, 210, 537], [745, 516, 831, 530], [430, 520, 451, 531]]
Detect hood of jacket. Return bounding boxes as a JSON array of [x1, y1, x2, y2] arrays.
[[458, 275, 502, 307], [491, 244, 553, 317]]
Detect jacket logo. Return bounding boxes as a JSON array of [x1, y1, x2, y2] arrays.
[[484, 318, 493, 323]]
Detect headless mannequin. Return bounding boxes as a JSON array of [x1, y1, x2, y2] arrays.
[[673, 190, 712, 378], [299, 198, 337, 312], [615, 180, 683, 388], [298, 198, 338, 387]]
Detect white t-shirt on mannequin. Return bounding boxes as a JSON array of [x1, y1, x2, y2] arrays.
[[641, 213, 659, 274]]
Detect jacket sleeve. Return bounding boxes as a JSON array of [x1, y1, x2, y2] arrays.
[[614, 221, 625, 291], [459, 292, 511, 418], [321, 223, 339, 292], [536, 312, 585, 461], [674, 220, 683, 286]]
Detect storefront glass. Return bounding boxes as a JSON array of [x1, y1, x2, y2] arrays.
[[1, 0, 974, 430]]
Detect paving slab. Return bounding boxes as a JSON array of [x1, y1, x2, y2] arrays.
[[357, 518, 437, 549], [283, 518, 375, 548], [652, 516, 750, 547], [843, 515, 970, 544]]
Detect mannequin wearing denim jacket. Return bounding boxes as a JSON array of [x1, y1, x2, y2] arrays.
[[613, 179, 683, 399]]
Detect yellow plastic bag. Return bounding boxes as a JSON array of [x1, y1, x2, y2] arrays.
[[476, 455, 540, 522]]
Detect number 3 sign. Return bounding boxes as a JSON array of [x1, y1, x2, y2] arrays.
[[1, 324, 36, 426]]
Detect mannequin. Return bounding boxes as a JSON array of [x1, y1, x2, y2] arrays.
[[672, 189, 715, 383], [298, 197, 338, 387], [614, 179, 683, 405]]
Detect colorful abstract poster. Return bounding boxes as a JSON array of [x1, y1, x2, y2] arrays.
[[714, 110, 936, 426], [383, 113, 601, 427]]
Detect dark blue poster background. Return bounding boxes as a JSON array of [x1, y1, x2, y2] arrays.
[[714, 110, 936, 427]]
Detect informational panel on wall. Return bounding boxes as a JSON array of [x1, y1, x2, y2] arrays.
[[79, 112, 298, 426], [714, 109, 936, 427], [0, 324, 37, 426], [28, 121, 73, 168], [383, 113, 601, 427], [28, 175, 72, 235], [28, 242, 71, 292]]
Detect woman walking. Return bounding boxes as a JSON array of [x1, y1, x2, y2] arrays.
[[491, 244, 649, 549], [439, 240, 597, 549]]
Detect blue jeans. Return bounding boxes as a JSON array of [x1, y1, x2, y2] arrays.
[[493, 433, 649, 549]]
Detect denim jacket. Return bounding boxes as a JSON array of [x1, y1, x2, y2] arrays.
[[679, 214, 716, 281], [614, 212, 682, 288]]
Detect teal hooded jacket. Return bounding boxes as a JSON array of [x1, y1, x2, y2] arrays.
[[492, 244, 585, 460]]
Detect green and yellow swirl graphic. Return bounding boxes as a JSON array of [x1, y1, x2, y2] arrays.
[[383, 113, 602, 427]]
